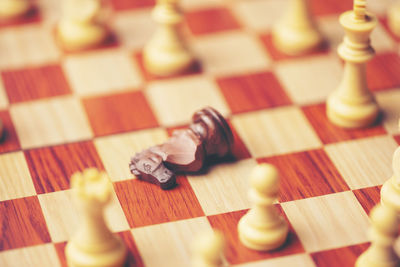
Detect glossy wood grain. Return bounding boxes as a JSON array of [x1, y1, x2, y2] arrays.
[[82, 91, 159, 137], [2, 65, 71, 103], [0, 196, 51, 251], [114, 176, 204, 228], [311, 243, 369, 267], [367, 53, 400, 91], [258, 149, 349, 202], [217, 72, 292, 114], [185, 8, 240, 35], [353, 186, 381, 215], [24, 141, 104, 194]]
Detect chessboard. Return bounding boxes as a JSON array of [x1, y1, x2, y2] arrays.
[[0, 0, 400, 266]]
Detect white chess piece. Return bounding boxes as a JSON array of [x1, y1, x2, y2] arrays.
[[191, 230, 225, 267], [381, 146, 400, 212], [388, 1, 400, 37], [237, 164, 289, 251], [326, 0, 379, 128], [143, 0, 195, 76], [271, 0, 323, 55], [355, 204, 400, 267], [0, 0, 32, 20], [65, 168, 127, 267], [57, 0, 108, 51]]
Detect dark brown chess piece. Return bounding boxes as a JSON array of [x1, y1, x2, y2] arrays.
[[129, 107, 234, 190]]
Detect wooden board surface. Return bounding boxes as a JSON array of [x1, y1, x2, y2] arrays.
[[0, 0, 399, 266]]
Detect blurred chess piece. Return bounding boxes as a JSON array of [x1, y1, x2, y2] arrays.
[[130, 107, 234, 190], [326, 0, 379, 128], [355, 204, 400, 267], [143, 0, 195, 76], [0, 118, 4, 141], [65, 168, 127, 267], [237, 164, 289, 251], [57, 0, 109, 51], [0, 0, 32, 20], [191, 230, 225, 267], [381, 146, 400, 212], [388, 1, 400, 37], [271, 0, 323, 55]]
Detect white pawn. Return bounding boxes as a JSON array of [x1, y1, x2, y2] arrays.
[[65, 168, 127, 267], [381, 146, 400, 212], [271, 0, 323, 55], [355, 204, 400, 267], [191, 230, 225, 267], [57, 0, 108, 51], [143, 0, 195, 76], [0, 0, 32, 20], [237, 164, 289, 251]]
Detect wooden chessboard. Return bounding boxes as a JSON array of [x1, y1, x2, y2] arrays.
[[0, 0, 400, 266]]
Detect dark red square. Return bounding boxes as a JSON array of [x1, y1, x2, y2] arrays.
[[302, 103, 387, 144], [208, 208, 304, 265], [82, 91, 159, 137], [260, 34, 329, 61], [185, 8, 240, 35], [54, 242, 67, 267], [2, 65, 71, 103], [0, 110, 21, 154], [134, 52, 202, 82], [353, 186, 381, 215], [311, 243, 369, 267], [24, 141, 105, 194], [257, 149, 349, 202], [0, 196, 51, 251], [309, 0, 353, 16], [114, 176, 204, 228], [217, 72, 292, 114], [110, 0, 155, 10], [394, 135, 400, 145], [367, 53, 400, 91]]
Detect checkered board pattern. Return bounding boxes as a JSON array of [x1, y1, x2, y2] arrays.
[[0, 0, 400, 266]]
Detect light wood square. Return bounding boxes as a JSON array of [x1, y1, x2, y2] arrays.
[[180, 0, 224, 10], [275, 54, 342, 105], [63, 49, 143, 96], [281, 191, 369, 252], [0, 80, 8, 109], [131, 217, 213, 267], [232, 0, 288, 32], [0, 151, 36, 201], [376, 89, 400, 134], [325, 135, 398, 190], [231, 107, 322, 158], [38, 188, 129, 243], [0, 25, 60, 70], [0, 243, 61, 267], [191, 31, 271, 76], [319, 15, 395, 53], [188, 158, 256, 216], [113, 9, 156, 51], [233, 254, 316, 267], [146, 75, 230, 126], [10, 96, 93, 149], [94, 128, 169, 181]]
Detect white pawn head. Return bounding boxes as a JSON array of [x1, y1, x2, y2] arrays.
[[370, 204, 398, 235], [250, 164, 280, 196], [191, 230, 225, 262]]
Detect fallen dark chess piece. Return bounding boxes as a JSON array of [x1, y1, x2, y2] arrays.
[[129, 107, 234, 189]]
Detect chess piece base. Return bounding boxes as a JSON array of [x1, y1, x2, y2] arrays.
[[237, 215, 288, 251], [65, 237, 127, 267], [272, 24, 323, 55], [326, 91, 379, 128], [356, 250, 400, 267], [388, 3, 400, 37], [57, 21, 108, 51], [381, 178, 400, 212], [0, 0, 31, 20], [143, 45, 194, 77]]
